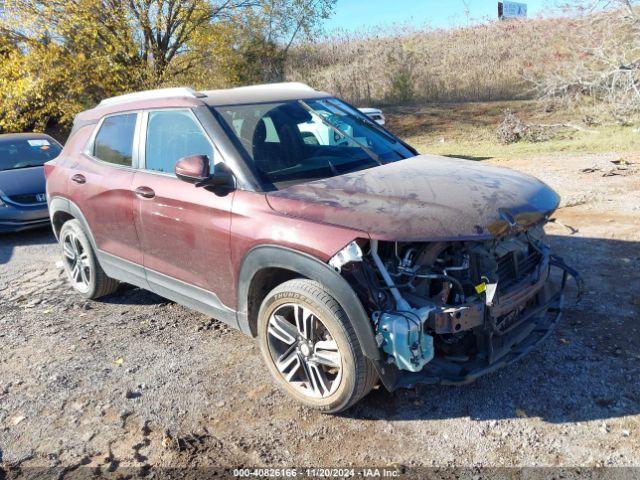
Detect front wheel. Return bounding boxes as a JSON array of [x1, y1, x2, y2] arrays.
[[258, 279, 377, 413]]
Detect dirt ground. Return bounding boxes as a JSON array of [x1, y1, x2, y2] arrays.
[[1, 148, 639, 475]]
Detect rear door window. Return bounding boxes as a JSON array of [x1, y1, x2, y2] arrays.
[[93, 113, 137, 167], [144, 110, 214, 174]]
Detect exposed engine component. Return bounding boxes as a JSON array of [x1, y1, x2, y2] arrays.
[[369, 239, 434, 372], [338, 224, 557, 373], [369, 239, 412, 311], [375, 311, 434, 372]]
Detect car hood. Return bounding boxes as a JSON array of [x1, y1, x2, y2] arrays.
[[266, 155, 560, 241], [0, 166, 46, 197]]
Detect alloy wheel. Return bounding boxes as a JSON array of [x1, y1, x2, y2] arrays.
[[62, 230, 91, 293], [266, 303, 342, 399]]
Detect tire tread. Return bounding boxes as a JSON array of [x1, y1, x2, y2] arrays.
[[60, 219, 119, 299], [260, 279, 377, 413]]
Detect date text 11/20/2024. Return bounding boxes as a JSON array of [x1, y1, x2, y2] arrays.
[[233, 468, 401, 477]]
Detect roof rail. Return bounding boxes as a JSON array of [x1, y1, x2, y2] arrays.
[[235, 82, 315, 92], [98, 87, 204, 107], [201, 82, 316, 97]]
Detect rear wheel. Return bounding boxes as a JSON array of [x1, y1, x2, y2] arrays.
[[258, 279, 377, 413], [59, 219, 119, 299]]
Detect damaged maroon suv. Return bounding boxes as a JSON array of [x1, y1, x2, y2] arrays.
[[45, 83, 578, 413]]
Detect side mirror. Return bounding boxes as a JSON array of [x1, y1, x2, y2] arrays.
[[175, 154, 234, 188], [175, 155, 210, 184]]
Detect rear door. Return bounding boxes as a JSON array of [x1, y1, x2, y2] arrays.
[[74, 112, 146, 284], [132, 109, 236, 322]]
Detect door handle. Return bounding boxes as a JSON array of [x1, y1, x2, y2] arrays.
[[134, 186, 155, 199], [71, 173, 86, 184]]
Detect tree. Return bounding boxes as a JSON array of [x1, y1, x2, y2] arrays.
[[0, 0, 336, 132], [183, 0, 337, 86], [260, 0, 336, 54], [1, 0, 261, 84]]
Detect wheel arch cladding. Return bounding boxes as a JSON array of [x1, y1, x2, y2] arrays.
[[49, 197, 97, 250], [51, 210, 75, 238], [237, 245, 381, 361]]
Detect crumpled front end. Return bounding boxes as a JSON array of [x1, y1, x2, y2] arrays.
[[330, 223, 581, 390]]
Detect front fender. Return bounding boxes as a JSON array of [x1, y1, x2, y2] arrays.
[[236, 245, 381, 361]]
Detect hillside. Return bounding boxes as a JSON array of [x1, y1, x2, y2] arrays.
[[285, 16, 598, 106]]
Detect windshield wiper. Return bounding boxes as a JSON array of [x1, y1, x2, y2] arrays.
[[325, 99, 418, 157], [298, 100, 382, 166], [324, 99, 398, 143]]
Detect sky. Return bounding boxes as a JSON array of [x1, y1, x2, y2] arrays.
[[324, 0, 554, 32]]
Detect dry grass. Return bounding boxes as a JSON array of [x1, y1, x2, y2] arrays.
[[285, 17, 590, 106], [385, 100, 640, 160]]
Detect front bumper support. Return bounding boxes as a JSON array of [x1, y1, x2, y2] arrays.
[[374, 259, 581, 391]]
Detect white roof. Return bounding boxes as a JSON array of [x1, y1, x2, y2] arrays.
[[98, 87, 203, 107], [202, 82, 314, 97], [202, 82, 329, 106], [95, 82, 329, 110]]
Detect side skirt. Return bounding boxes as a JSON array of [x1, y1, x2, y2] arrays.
[[50, 197, 240, 330], [98, 250, 149, 289], [97, 250, 239, 329]]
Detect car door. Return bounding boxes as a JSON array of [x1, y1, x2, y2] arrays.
[[132, 109, 236, 322], [73, 112, 146, 284]]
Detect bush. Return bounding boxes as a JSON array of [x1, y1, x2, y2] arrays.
[[386, 47, 415, 104], [496, 110, 550, 144], [530, 4, 640, 124]]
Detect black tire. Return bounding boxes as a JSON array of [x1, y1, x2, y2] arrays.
[[59, 219, 119, 299], [258, 279, 377, 413]]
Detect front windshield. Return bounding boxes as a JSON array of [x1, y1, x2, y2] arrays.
[[0, 137, 62, 171], [212, 98, 415, 190]]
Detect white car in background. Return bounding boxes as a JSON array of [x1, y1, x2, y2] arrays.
[[298, 106, 387, 147], [358, 107, 385, 125]]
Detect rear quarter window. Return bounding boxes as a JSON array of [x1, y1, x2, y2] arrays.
[[93, 113, 137, 167]]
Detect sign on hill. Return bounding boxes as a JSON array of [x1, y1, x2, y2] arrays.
[[498, 1, 527, 19]]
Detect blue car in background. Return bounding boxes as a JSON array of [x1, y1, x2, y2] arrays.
[[0, 133, 62, 233]]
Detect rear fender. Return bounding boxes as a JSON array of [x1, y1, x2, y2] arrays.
[[48, 196, 97, 248]]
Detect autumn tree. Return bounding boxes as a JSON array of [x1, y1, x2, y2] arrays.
[[231, 0, 337, 83], [0, 0, 335, 133]]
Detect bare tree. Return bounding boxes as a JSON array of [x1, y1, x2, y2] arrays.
[[462, 0, 472, 25], [533, 0, 640, 123], [127, 0, 261, 82]]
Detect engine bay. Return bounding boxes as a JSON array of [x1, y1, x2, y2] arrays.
[[334, 224, 561, 378]]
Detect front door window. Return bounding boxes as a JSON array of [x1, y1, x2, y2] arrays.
[[144, 110, 214, 173]]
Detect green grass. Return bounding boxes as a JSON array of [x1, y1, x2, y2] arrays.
[[385, 101, 640, 161], [409, 125, 640, 160]]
